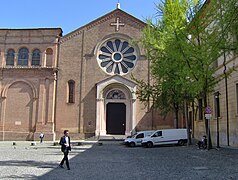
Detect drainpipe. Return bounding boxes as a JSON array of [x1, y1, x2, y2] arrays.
[[223, 51, 229, 146]]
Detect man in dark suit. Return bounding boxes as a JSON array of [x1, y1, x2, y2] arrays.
[[59, 130, 71, 170]]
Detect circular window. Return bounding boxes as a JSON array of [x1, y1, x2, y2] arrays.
[[97, 39, 137, 75]]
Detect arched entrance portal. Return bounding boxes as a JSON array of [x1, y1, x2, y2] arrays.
[[105, 89, 126, 135], [95, 75, 137, 137], [106, 103, 126, 134]]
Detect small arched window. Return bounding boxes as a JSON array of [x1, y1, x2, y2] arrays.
[[32, 49, 41, 66], [6, 49, 15, 66], [46, 48, 53, 67], [68, 80, 75, 103], [18, 48, 29, 66]]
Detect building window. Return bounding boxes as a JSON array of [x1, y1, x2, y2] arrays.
[[18, 48, 29, 66], [136, 133, 144, 139], [46, 48, 53, 67], [106, 89, 126, 99], [32, 49, 41, 66], [68, 80, 75, 103], [152, 131, 162, 137], [97, 38, 138, 75], [198, 98, 203, 120], [6, 49, 15, 66]]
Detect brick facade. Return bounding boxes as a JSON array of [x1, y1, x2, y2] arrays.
[[0, 8, 176, 141], [0, 28, 62, 141]]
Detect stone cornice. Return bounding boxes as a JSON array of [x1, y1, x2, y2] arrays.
[[1, 42, 58, 45], [1, 66, 57, 70]]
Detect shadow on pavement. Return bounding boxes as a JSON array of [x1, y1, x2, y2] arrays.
[[1, 142, 238, 180]]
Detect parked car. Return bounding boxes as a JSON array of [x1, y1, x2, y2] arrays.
[[141, 129, 188, 148], [124, 131, 155, 147]]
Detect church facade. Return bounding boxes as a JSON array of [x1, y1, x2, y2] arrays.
[[0, 7, 176, 141]]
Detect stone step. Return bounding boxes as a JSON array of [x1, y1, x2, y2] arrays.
[[85, 135, 127, 141]]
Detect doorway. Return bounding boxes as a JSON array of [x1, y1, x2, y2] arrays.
[[106, 103, 126, 134]]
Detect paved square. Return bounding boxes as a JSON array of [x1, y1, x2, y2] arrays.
[[0, 141, 238, 180]]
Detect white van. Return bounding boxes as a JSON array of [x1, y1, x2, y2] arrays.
[[124, 131, 155, 147], [141, 129, 188, 148]]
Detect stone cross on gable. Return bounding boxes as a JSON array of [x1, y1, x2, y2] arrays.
[[110, 17, 125, 31]]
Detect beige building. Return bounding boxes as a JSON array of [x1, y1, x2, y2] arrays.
[[0, 7, 175, 141], [191, 1, 238, 147], [193, 52, 238, 147]]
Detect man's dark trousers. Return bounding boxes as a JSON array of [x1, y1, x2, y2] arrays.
[[60, 148, 69, 168]]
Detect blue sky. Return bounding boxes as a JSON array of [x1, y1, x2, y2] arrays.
[[0, 0, 160, 35]]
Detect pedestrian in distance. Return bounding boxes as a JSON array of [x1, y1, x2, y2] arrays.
[[59, 130, 71, 170], [197, 135, 207, 149], [39, 132, 44, 143]]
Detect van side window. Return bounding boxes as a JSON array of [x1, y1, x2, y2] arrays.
[[136, 133, 144, 139], [152, 131, 162, 137]]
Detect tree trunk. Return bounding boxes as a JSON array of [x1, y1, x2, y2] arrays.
[[174, 103, 179, 128], [185, 99, 192, 145]]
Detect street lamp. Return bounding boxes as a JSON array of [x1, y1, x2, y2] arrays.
[[214, 91, 220, 148]]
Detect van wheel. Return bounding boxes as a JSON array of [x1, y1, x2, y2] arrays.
[[129, 142, 135, 147], [147, 142, 153, 148], [178, 140, 185, 146]]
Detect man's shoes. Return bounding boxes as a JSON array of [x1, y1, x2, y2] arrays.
[[59, 164, 64, 168], [67, 167, 70, 170]]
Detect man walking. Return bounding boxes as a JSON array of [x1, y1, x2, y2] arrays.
[[59, 130, 71, 170]]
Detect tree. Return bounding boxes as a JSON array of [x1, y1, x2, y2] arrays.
[[135, 0, 238, 148]]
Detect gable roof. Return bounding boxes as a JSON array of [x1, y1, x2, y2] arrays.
[[60, 8, 147, 43]]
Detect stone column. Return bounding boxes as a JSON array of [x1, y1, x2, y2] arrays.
[[47, 78, 55, 124], [95, 98, 102, 136], [101, 100, 106, 135], [131, 98, 137, 131], [0, 97, 6, 141], [2, 52, 5, 67], [35, 78, 55, 140], [14, 53, 18, 66], [28, 53, 32, 66], [44, 78, 50, 124], [95, 98, 107, 136], [37, 79, 46, 125], [125, 101, 130, 136]]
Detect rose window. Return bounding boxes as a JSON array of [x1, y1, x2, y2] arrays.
[[97, 39, 137, 75]]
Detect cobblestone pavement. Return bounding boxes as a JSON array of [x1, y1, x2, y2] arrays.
[[0, 141, 238, 180]]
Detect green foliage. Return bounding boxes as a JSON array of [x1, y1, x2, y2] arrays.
[[135, 0, 238, 117]]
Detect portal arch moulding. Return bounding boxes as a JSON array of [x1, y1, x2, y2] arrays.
[[95, 75, 137, 137]]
